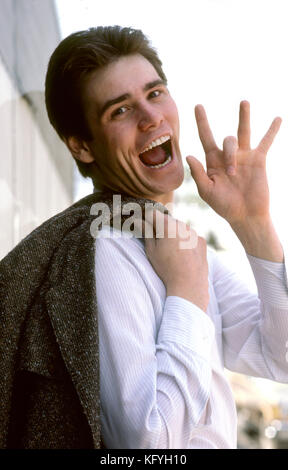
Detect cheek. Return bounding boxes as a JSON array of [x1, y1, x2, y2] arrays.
[[165, 99, 180, 129], [107, 124, 135, 155]]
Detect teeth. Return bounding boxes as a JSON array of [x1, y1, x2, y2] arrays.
[[140, 135, 170, 154], [146, 155, 172, 169]]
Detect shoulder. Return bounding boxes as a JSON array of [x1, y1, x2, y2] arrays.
[[95, 227, 149, 278], [94, 227, 165, 294], [95, 228, 222, 273], [95, 226, 146, 258]]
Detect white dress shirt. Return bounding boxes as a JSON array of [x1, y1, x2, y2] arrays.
[[95, 227, 288, 449]]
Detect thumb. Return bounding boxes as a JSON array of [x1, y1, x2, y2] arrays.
[[186, 156, 210, 196]]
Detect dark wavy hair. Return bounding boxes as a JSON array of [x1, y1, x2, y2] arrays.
[[45, 25, 167, 180]]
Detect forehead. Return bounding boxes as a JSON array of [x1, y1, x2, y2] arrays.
[[83, 54, 161, 108]]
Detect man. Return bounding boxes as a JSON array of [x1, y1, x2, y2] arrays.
[[1, 25, 288, 449]]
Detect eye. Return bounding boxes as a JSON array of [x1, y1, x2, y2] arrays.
[[111, 105, 128, 118], [149, 89, 162, 99]]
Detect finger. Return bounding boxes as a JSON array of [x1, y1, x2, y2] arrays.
[[178, 223, 198, 250], [198, 237, 208, 260], [257, 117, 282, 155], [198, 236, 207, 251], [237, 100, 251, 150], [143, 208, 165, 240], [145, 209, 172, 240], [223, 136, 238, 175], [195, 104, 218, 154], [186, 156, 213, 197]]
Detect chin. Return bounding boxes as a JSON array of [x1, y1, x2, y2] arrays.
[[153, 169, 184, 197], [167, 165, 185, 189]]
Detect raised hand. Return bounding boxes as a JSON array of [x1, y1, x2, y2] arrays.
[[186, 101, 282, 226]]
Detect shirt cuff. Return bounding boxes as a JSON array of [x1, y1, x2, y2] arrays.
[[157, 296, 215, 363], [246, 252, 288, 307]]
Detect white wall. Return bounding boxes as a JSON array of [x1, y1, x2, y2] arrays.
[[0, 57, 73, 260]]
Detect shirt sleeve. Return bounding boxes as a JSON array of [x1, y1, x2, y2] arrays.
[[95, 235, 215, 449], [211, 249, 288, 383]]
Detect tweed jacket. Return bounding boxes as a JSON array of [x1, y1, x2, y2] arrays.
[[0, 191, 166, 449]]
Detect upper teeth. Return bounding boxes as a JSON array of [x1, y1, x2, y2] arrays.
[[140, 135, 170, 154]]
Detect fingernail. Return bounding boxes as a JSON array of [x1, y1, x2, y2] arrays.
[[226, 166, 235, 175]]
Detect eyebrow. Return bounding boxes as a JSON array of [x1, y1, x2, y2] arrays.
[[99, 79, 167, 117]]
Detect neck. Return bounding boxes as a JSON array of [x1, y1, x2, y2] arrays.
[[97, 186, 175, 213], [153, 191, 175, 213]]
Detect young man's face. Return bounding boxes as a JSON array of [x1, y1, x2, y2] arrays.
[[80, 53, 184, 204]]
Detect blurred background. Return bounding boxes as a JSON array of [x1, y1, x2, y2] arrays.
[[1, 0, 288, 448]]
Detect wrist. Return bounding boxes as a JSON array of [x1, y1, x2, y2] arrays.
[[166, 285, 209, 312], [230, 216, 284, 262]]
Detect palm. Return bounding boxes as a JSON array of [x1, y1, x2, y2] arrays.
[[187, 102, 281, 226], [203, 147, 269, 222]]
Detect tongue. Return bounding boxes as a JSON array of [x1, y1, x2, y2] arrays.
[[140, 146, 166, 166]]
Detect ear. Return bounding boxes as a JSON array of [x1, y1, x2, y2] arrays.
[[65, 136, 94, 163]]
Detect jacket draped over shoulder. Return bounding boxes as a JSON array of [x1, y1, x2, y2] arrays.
[[0, 191, 166, 449]]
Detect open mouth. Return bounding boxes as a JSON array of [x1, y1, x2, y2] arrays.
[[139, 137, 172, 169]]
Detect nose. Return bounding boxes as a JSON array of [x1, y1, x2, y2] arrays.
[[137, 103, 163, 132]]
